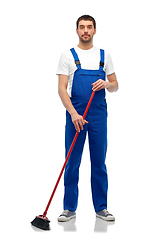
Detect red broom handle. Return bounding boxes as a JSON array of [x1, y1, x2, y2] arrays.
[[43, 91, 95, 217]]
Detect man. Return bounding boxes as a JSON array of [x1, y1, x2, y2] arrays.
[[56, 15, 118, 222]]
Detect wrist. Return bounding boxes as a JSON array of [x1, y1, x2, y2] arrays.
[[70, 110, 78, 116], [105, 81, 111, 89]]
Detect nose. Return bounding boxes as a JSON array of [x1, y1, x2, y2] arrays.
[[84, 26, 88, 32]]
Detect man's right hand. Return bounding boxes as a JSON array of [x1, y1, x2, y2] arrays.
[[71, 112, 88, 132]]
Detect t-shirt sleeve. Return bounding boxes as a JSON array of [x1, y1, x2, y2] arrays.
[[104, 52, 115, 75], [56, 52, 69, 76]]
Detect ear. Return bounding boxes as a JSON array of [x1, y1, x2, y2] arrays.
[[93, 28, 96, 35], [76, 28, 79, 35]]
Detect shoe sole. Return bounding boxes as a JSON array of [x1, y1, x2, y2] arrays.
[[96, 214, 115, 221], [58, 215, 76, 222]]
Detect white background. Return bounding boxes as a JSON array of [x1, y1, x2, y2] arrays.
[[0, 0, 160, 239]]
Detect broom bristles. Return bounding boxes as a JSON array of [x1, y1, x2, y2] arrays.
[[31, 216, 50, 230]]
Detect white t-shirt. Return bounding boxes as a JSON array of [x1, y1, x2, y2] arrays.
[[56, 46, 115, 97]]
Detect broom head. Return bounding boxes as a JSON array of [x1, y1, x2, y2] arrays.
[[31, 215, 50, 230]]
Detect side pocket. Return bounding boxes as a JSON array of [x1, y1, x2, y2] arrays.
[[99, 102, 108, 117]]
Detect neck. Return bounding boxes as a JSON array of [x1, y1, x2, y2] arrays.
[[78, 40, 93, 50]]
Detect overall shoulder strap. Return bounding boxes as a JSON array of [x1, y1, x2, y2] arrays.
[[70, 48, 81, 69], [99, 49, 105, 70]]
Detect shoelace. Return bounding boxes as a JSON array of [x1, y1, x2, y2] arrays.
[[62, 210, 69, 216], [103, 209, 110, 215]]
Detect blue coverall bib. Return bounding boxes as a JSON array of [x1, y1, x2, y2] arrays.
[[64, 48, 108, 213]]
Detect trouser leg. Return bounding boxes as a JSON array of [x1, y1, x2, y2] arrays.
[[64, 110, 87, 211], [88, 103, 108, 212]]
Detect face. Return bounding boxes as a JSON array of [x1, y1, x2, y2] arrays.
[[76, 20, 96, 43]]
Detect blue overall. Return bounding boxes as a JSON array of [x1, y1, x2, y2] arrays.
[[64, 48, 108, 213]]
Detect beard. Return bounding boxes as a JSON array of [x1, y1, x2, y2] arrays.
[[79, 34, 93, 43]]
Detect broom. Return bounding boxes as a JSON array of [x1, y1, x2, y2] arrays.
[[31, 91, 95, 230]]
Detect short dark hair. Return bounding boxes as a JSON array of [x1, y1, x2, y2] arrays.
[[76, 15, 96, 29]]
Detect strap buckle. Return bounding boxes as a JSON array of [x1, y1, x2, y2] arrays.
[[100, 61, 104, 67], [75, 60, 81, 66]]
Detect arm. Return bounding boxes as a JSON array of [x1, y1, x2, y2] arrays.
[[58, 74, 76, 116], [58, 74, 88, 132], [106, 73, 118, 92], [92, 73, 118, 92]]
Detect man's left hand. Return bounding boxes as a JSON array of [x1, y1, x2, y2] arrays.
[[92, 79, 110, 91]]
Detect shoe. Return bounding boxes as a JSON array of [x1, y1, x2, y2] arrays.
[[96, 209, 115, 221], [58, 210, 76, 222]]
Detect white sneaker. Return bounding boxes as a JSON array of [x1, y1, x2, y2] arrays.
[[96, 209, 115, 221], [58, 210, 76, 222]]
